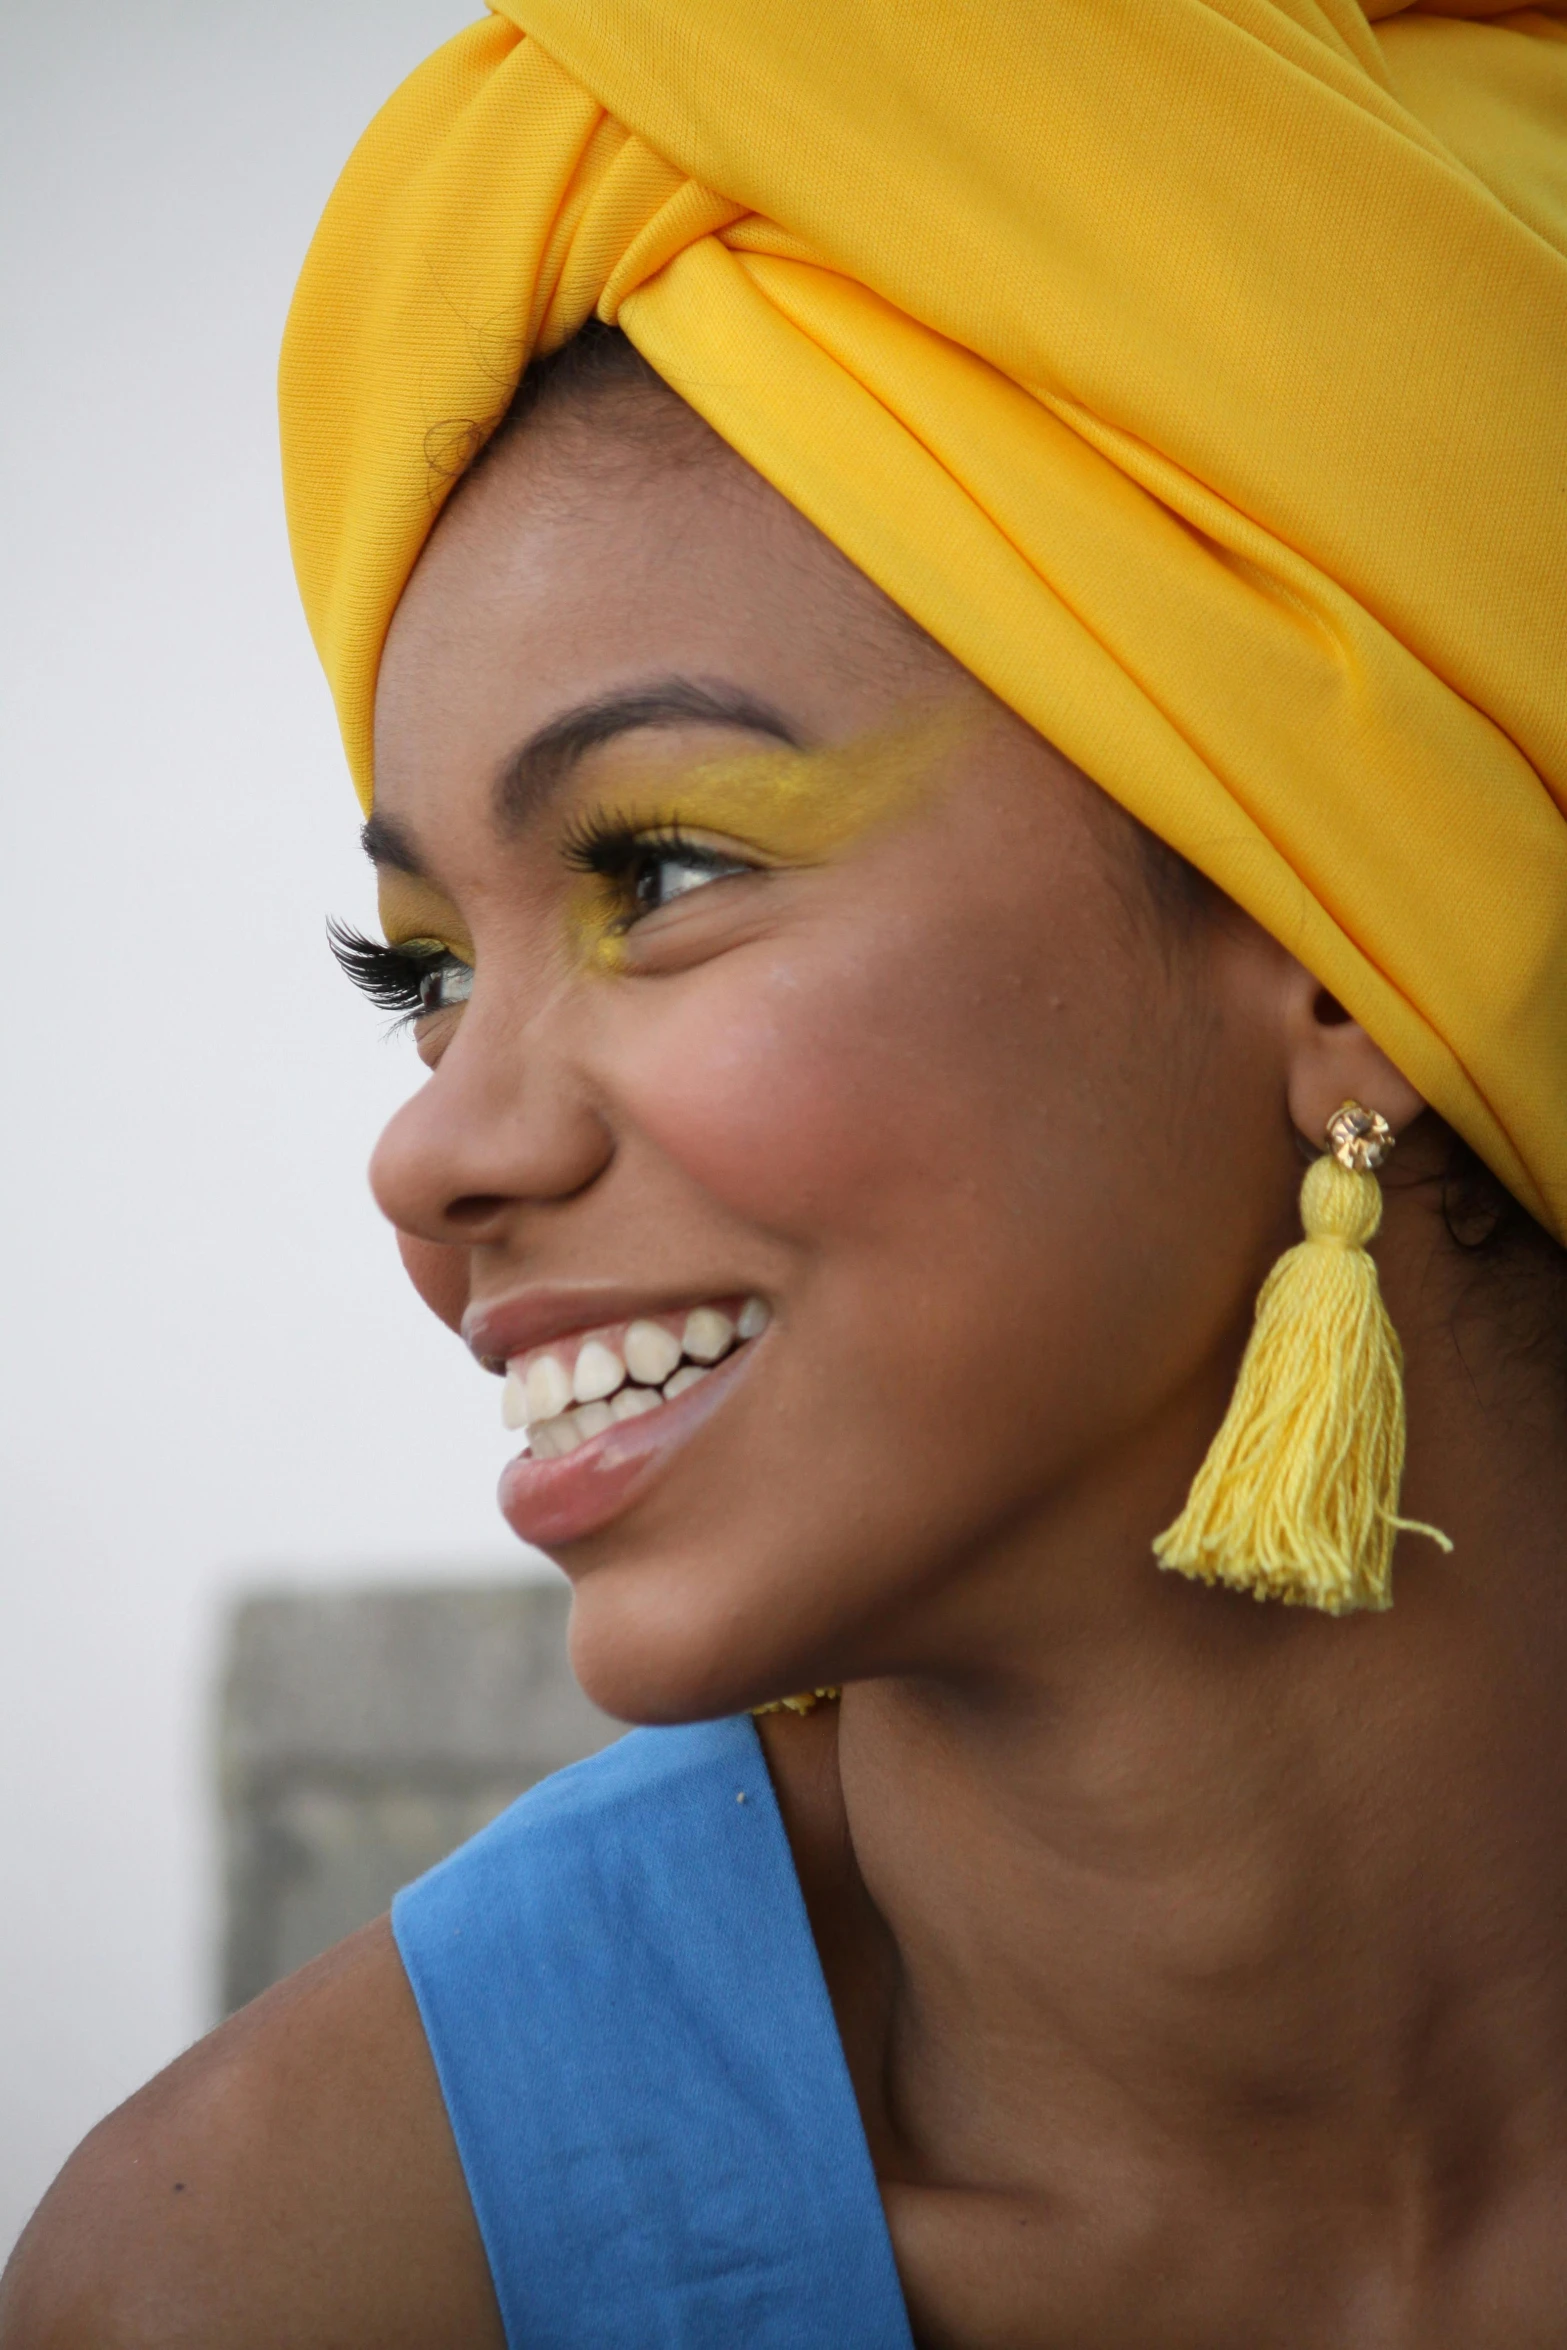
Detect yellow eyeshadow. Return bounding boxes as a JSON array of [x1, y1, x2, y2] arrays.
[[565, 708, 964, 970], [376, 872, 472, 962], [630, 711, 960, 860], [571, 895, 629, 973]]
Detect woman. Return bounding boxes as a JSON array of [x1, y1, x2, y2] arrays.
[[4, 0, 1565, 2342]]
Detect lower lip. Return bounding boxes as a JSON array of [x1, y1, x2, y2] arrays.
[[497, 1342, 756, 1551]]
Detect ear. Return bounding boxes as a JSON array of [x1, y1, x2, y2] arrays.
[[1280, 966, 1426, 1149]]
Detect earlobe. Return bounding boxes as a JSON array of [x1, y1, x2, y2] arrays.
[[1284, 976, 1426, 1149]]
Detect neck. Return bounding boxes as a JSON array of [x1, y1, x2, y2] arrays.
[[828, 1195, 1567, 2219]]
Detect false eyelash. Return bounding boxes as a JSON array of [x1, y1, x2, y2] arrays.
[[558, 805, 696, 878], [327, 918, 441, 1017]]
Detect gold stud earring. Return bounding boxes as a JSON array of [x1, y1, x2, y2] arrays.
[[1325, 1099, 1395, 1174]]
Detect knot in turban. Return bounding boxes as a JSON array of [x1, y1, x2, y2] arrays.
[[280, 0, 1567, 1236]]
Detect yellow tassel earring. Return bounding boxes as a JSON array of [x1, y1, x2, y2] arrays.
[[1154, 1102, 1451, 1615]]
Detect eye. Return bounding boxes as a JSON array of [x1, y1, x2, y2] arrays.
[[417, 959, 474, 1015], [328, 921, 473, 1027], [629, 838, 750, 915], [561, 813, 756, 928]]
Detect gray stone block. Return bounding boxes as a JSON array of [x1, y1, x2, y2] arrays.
[[218, 1581, 620, 2013]]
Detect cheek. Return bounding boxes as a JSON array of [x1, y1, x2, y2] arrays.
[[630, 976, 874, 1225], [604, 910, 1027, 1242], [396, 1229, 470, 1334]]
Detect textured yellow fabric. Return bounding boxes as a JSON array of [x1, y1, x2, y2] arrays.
[[280, 0, 1567, 1237]]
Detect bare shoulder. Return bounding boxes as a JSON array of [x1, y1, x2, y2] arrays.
[[0, 1917, 503, 2350]]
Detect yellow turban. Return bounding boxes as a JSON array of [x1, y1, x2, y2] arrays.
[[280, 0, 1567, 1238]]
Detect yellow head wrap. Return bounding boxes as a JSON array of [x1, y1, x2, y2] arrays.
[[281, 0, 1567, 1239]]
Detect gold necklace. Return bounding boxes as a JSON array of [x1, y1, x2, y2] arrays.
[[751, 1688, 841, 1716]]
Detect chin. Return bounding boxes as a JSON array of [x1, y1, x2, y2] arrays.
[[562, 1553, 842, 1728]]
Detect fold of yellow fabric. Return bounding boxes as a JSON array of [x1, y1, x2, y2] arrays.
[[279, 0, 1567, 1238]]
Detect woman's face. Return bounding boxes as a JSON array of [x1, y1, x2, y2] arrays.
[[368, 395, 1303, 1720]]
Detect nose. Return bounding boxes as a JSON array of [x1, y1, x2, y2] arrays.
[[369, 1002, 614, 1251]]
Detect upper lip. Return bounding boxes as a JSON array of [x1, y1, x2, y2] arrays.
[[462, 1283, 748, 1372]]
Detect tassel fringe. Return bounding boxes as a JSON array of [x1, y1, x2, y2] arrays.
[[1154, 1153, 1451, 1614]]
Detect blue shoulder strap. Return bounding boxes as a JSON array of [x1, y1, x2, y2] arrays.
[[393, 1714, 913, 2350]]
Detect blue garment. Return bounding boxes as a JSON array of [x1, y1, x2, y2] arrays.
[[393, 1714, 914, 2349]]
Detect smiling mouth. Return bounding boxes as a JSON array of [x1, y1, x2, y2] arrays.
[[501, 1295, 771, 1460]]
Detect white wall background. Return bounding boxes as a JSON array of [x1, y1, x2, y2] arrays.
[[0, 0, 548, 2254]]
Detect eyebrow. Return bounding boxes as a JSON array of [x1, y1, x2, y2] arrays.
[[493, 677, 805, 835], [360, 677, 806, 876], [359, 809, 426, 875]]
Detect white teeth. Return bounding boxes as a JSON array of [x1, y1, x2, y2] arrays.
[[624, 1319, 682, 1385], [682, 1306, 735, 1364], [530, 1414, 582, 1461], [572, 1339, 625, 1404], [525, 1352, 572, 1424], [527, 1391, 647, 1456], [512, 1298, 767, 1449]]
